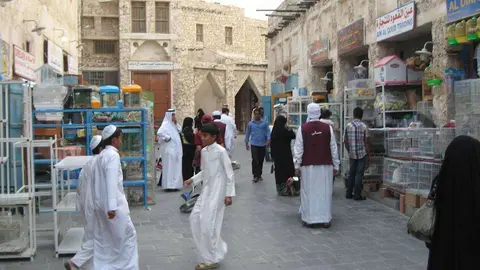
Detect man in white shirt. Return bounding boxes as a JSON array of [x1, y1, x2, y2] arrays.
[[220, 108, 237, 157]]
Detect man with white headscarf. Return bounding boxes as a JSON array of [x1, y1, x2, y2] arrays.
[[65, 136, 103, 270], [220, 107, 237, 157], [157, 109, 183, 191], [294, 103, 340, 228], [93, 125, 139, 270]]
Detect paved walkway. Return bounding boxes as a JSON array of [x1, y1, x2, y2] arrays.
[[0, 137, 428, 270]]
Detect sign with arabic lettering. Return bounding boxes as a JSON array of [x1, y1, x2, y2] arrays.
[[376, 2, 415, 42], [309, 38, 329, 66], [447, 0, 480, 23], [128, 61, 175, 71], [48, 40, 63, 74], [337, 19, 364, 56], [13, 46, 36, 81]]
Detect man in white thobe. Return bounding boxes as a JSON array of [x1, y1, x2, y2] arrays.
[[93, 125, 139, 270], [65, 136, 103, 270], [294, 103, 340, 228], [157, 109, 183, 191], [184, 123, 236, 270], [220, 107, 237, 157]]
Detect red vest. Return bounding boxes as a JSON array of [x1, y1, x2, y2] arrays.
[[301, 121, 332, 166]]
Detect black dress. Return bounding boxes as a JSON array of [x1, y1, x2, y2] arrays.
[[181, 127, 195, 181], [270, 126, 296, 195]]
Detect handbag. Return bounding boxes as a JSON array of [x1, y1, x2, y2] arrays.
[[407, 179, 437, 244]]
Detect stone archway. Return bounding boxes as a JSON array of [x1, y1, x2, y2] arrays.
[[194, 72, 225, 115], [131, 40, 170, 61]]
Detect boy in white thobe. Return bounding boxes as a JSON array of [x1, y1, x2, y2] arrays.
[[184, 123, 236, 270], [93, 125, 139, 270], [65, 135, 103, 270], [157, 109, 183, 191], [294, 103, 340, 228]]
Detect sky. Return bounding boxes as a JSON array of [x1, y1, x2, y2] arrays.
[[212, 0, 284, 20]]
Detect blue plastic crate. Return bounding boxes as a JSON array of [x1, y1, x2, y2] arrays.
[[271, 82, 283, 95]]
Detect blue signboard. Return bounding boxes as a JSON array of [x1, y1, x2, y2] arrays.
[[447, 0, 480, 23]]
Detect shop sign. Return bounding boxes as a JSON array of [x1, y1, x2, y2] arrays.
[[13, 46, 36, 81], [337, 18, 365, 56], [68, 55, 78, 74], [48, 40, 63, 74], [376, 2, 415, 41], [309, 38, 329, 66], [447, 0, 480, 23], [128, 61, 175, 71]]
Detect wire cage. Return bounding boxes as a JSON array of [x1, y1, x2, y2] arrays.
[[368, 129, 386, 155], [410, 161, 441, 197], [386, 129, 419, 158], [383, 158, 416, 192], [365, 156, 384, 176], [454, 79, 480, 115], [119, 127, 142, 157], [417, 101, 433, 121], [413, 128, 455, 160]]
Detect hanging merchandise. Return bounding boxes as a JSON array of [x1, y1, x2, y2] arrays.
[[374, 91, 408, 113]]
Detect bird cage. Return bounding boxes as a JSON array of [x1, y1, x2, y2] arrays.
[[412, 161, 441, 197], [99, 85, 120, 108], [0, 207, 29, 254], [72, 86, 97, 109], [383, 158, 415, 192], [119, 127, 142, 157], [414, 128, 455, 160], [122, 85, 142, 108], [386, 129, 419, 158]]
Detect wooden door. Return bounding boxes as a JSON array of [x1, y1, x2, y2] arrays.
[[131, 72, 171, 124], [149, 73, 170, 123]]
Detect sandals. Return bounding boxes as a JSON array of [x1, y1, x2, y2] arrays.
[[195, 263, 218, 270]]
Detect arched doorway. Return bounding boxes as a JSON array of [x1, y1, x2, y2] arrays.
[[194, 73, 224, 116], [235, 78, 260, 133]]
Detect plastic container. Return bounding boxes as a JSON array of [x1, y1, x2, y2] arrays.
[[122, 85, 142, 108], [100, 85, 120, 108]]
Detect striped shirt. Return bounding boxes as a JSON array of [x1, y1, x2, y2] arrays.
[[344, 119, 368, 159]]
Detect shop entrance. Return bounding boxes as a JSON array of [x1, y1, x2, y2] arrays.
[[235, 79, 259, 133], [131, 71, 171, 124]]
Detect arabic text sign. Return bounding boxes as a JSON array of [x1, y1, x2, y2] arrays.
[[309, 38, 329, 66], [13, 46, 36, 81], [68, 55, 78, 74], [376, 2, 415, 41], [338, 18, 364, 56], [48, 40, 63, 74], [447, 0, 480, 23], [128, 61, 175, 71]]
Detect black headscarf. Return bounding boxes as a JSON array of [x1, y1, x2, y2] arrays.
[[428, 135, 480, 270], [271, 115, 288, 140], [195, 109, 205, 129], [182, 117, 194, 130]]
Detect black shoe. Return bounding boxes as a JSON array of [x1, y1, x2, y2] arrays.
[[253, 177, 259, 183], [258, 176, 263, 181], [354, 196, 367, 201], [346, 195, 353, 199], [322, 222, 332, 229]]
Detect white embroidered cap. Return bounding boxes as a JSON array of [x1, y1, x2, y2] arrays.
[[89, 135, 102, 150], [102, 125, 117, 140], [307, 103, 321, 120], [212, 111, 222, 116]]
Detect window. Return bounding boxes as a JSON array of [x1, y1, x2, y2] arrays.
[[94, 41, 116, 54], [83, 71, 119, 86], [225, 27, 233, 45], [63, 54, 68, 73], [85, 71, 105, 86], [155, 2, 169, 33], [25, 41, 31, 53], [196, 24, 203, 42], [132, 1, 146, 33]]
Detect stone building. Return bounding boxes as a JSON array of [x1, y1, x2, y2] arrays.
[[0, 0, 79, 81], [267, 0, 453, 126], [80, 0, 268, 131]]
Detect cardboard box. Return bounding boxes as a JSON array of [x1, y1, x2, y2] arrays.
[[405, 192, 420, 208]]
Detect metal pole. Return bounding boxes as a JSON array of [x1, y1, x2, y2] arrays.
[[5, 84, 9, 194]]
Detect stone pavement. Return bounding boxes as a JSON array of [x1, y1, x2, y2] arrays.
[[0, 136, 428, 270]]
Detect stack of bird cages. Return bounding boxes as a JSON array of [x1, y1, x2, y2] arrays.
[[383, 158, 416, 192], [344, 80, 377, 127], [386, 129, 419, 158], [455, 79, 480, 140], [413, 128, 455, 160], [417, 101, 434, 122], [414, 161, 441, 197]]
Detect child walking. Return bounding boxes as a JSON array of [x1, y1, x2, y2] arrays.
[[184, 123, 236, 270]]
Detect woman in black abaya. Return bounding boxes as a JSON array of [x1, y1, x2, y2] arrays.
[[427, 135, 480, 270], [181, 117, 196, 181], [270, 115, 296, 196]]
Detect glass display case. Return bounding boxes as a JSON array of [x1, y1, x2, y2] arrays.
[[100, 85, 120, 108], [119, 127, 142, 157], [122, 85, 142, 108], [73, 86, 97, 109]]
